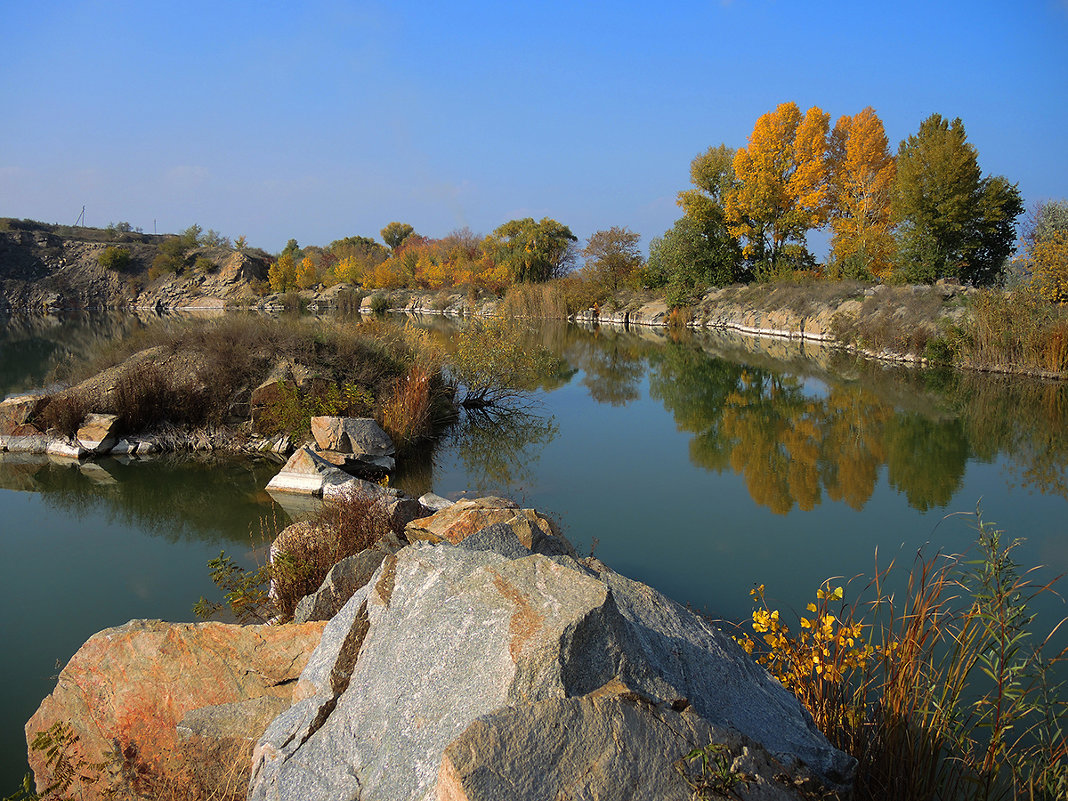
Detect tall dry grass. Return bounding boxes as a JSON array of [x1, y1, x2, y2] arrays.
[[949, 289, 1068, 374], [737, 509, 1068, 800], [498, 283, 569, 319]]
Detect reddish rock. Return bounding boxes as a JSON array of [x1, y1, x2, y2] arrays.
[[405, 496, 561, 549], [26, 619, 325, 801], [0, 393, 47, 435]]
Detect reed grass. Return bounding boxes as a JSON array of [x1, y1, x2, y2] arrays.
[[738, 507, 1068, 800]]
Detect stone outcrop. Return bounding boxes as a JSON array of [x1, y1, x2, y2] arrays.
[[0, 223, 270, 312], [404, 495, 569, 553], [26, 619, 326, 801], [248, 537, 854, 801]]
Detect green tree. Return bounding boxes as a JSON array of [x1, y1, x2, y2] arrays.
[[892, 114, 1023, 285], [381, 222, 415, 251], [647, 145, 744, 296], [581, 227, 644, 291], [483, 217, 577, 283], [98, 246, 132, 272]]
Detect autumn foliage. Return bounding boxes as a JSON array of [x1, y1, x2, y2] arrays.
[[725, 102, 830, 274], [827, 107, 897, 280]]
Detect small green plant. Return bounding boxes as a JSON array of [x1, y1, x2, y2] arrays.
[[14, 721, 119, 801], [193, 551, 272, 623], [674, 739, 743, 798], [3, 774, 38, 801], [193, 256, 216, 273]]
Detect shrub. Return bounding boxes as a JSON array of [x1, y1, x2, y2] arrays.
[[379, 366, 447, 449], [35, 393, 88, 437], [450, 319, 561, 407], [369, 292, 390, 314], [193, 256, 216, 273], [97, 246, 132, 272], [955, 288, 1068, 373], [498, 283, 568, 318], [736, 509, 1068, 800], [196, 489, 403, 623], [151, 236, 189, 275]]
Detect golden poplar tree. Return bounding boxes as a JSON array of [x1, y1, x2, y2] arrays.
[[725, 102, 830, 272], [296, 256, 317, 289], [827, 107, 897, 279]]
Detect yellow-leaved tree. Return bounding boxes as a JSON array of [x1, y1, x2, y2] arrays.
[[827, 107, 897, 280], [296, 256, 317, 289], [268, 252, 296, 292], [725, 102, 830, 275]]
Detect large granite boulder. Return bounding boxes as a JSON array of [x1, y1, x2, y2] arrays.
[[26, 619, 326, 801], [310, 416, 394, 457], [310, 417, 396, 476], [0, 392, 47, 434], [248, 541, 854, 801]]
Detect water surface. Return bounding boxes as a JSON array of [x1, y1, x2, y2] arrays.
[[3, 314, 1067, 791]]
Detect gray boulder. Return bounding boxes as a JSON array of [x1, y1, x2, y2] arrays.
[[293, 546, 395, 623], [248, 542, 854, 801], [310, 416, 394, 457], [439, 694, 806, 801]]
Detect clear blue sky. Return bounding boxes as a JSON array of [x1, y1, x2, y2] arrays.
[[2, 0, 1066, 255]]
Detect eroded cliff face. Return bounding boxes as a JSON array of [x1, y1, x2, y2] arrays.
[[0, 226, 269, 312], [0, 228, 155, 311]]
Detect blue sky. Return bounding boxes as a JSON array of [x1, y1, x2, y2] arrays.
[[2, 0, 1066, 255]]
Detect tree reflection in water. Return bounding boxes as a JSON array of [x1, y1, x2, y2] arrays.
[[646, 338, 1067, 515]]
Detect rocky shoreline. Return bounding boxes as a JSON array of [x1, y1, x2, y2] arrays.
[[25, 418, 857, 799]]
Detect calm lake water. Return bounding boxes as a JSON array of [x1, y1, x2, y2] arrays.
[[3, 313, 1068, 790]]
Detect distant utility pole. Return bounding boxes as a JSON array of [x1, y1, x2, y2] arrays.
[[74, 206, 85, 227], [154, 219, 157, 234]]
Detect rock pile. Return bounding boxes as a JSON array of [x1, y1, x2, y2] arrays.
[[26, 497, 856, 801]]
